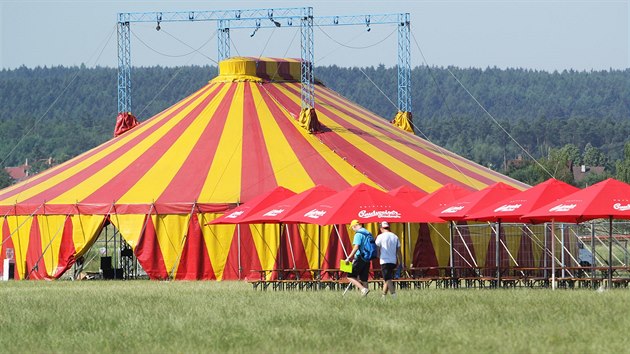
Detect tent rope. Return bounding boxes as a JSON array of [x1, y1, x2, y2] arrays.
[[453, 229, 477, 269], [333, 225, 349, 258], [0, 24, 116, 169], [322, 65, 480, 190], [410, 31, 553, 179], [357, 67, 398, 110]]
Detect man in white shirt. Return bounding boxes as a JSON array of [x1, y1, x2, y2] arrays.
[[375, 221, 402, 297]]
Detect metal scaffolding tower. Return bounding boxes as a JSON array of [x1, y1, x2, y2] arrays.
[[397, 13, 412, 113], [116, 21, 131, 114]]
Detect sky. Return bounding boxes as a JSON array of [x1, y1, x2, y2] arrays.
[[0, 0, 628, 71]]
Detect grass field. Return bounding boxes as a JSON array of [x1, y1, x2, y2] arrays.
[[0, 281, 628, 353]]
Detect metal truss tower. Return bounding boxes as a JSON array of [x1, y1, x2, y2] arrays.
[[397, 13, 412, 113], [117, 20, 131, 114], [300, 8, 315, 109]]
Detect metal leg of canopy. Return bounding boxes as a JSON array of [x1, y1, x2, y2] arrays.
[[551, 219, 556, 290], [449, 221, 454, 283], [608, 217, 613, 289], [495, 220, 502, 287], [591, 222, 596, 289], [237, 224, 242, 280]]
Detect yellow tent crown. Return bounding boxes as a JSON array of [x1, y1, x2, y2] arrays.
[[213, 57, 302, 83]]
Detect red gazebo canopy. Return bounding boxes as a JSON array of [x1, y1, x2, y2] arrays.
[[435, 182, 522, 221], [522, 178, 630, 224], [466, 178, 579, 222]]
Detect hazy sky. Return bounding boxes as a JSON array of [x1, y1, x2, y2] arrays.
[[1, 0, 628, 71]]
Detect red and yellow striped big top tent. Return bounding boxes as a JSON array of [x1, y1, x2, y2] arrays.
[[0, 57, 527, 280]]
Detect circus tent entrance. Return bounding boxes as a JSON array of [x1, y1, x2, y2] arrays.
[[73, 220, 139, 280]]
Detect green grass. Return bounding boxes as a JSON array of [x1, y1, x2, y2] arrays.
[[0, 281, 628, 353]]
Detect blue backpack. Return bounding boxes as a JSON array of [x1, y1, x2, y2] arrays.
[[357, 229, 378, 261]]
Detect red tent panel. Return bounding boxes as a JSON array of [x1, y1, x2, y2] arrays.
[[25, 216, 48, 280], [134, 216, 169, 280], [176, 214, 215, 280], [53, 216, 76, 278]]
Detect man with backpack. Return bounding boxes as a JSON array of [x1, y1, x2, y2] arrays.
[[344, 219, 377, 297], [375, 221, 402, 298]]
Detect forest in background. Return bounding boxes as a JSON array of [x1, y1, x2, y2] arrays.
[[0, 64, 629, 188]]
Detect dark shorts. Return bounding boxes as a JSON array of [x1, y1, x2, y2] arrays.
[[349, 258, 370, 282], [381, 263, 397, 281]]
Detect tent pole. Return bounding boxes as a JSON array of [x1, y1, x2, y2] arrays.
[[317, 226, 321, 276], [551, 219, 556, 290], [449, 221, 454, 282], [561, 224, 566, 279], [495, 220, 501, 287], [406, 222, 411, 268], [278, 222, 283, 276], [402, 223, 406, 269], [333, 225, 349, 258], [543, 223, 547, 281], [285, 224, 297, 269], [237, 224, 242, 280], [608, 216, 613, 289]]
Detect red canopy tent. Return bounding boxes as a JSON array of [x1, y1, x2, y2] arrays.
[[283, 183, 441, 262], [411, 183, 474, 274], [208, 186, 296, 279], [464, 178, 578, 282], [238, 185, 338, 273], [412, 183, 472, 211], [283, 183, 441, 225], [388, 185, 430, 265], [522, 178, 630, 223], [241, 185, 337, 224], [434, 182, 522, 282], [435, 182, 522, 221], [209, 186, 296, 225], [522, 178, 630, 288], [388, 185, 428, 203], [466, 178, 579, 222]]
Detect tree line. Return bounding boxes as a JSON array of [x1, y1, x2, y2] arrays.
[[0, 64, 628, 189]]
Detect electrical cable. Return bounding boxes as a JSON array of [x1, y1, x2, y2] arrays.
[[316, 29, 369, 63], [130, 28, 217, 64], [316, 25, 397, 50], [160, 28, 218, 64]]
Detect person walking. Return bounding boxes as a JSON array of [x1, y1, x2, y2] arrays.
[[375, 221, 402, 298], [344, 219, 373, 297]]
